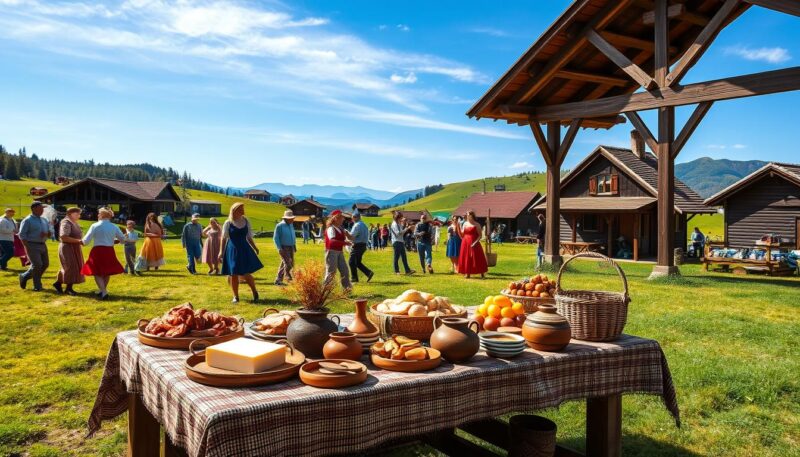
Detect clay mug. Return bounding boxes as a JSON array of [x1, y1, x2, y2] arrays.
[[322, 332, 363, 361]]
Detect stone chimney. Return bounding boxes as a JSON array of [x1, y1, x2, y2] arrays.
[[630, 129, 645, 159]]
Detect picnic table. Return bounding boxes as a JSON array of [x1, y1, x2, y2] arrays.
[[88, 315, 679, 457], [561, 241, 603, 256], [514, 235, 537, 244]]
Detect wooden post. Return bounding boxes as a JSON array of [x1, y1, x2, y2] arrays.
[[606, 215, 613, 257], [127, 394, 160, 457], [633, 213, 640, 261], [571, 214, 577, 242], [545, 121, 563, 267], [586, 395, 623, 457]]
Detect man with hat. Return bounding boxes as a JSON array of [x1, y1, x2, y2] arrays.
[[18, 201, 52, 290], [273, 210, 297, 286], [181, 213, 204, 274], [0, 208, 18, 271], [348, 211, 374, 283]]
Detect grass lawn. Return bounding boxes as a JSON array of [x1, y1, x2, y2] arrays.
[[0, 238, 798, 456]]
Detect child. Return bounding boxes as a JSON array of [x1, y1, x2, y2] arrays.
[[123, 220, 139, 275]]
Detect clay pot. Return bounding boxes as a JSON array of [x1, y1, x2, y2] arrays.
[[323, 332, 363, 361], [430, 317, 480, 363], [347, 298, 379, 335], [522, 304, 571, 352], [286, 308, 341, 358]]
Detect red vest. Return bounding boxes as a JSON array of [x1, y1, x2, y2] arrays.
[[324, 225, 346, 251]]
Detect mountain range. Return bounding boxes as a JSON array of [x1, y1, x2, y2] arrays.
[[241, 182, 422, 209], [675, 157, 769, 198]]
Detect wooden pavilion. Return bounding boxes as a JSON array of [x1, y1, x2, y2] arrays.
[[467, 0, 800, 277], [37, 177, 180, 222]]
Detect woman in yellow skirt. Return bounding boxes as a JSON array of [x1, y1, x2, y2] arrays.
[[139, 212, 166, 271]]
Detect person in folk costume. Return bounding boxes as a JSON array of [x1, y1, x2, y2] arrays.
[[323, 210, 353, 291], [201, 218, 222, 275], [446, 215, 463, 274], [54, 207, 85, 295], [0, 207, 18, 271], [219, 202, 263, 303], [81, 207, 126, 299], [139, 212, 166, 271], [17, 201, 52, 291], [455, 210, 488, 279]]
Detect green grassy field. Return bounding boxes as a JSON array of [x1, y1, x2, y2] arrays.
[[386, 173, 547, 215], [0, 238, 797, 456]]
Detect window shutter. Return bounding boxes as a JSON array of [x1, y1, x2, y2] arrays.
[[611, 174, 619, 195], [589, 176, 597, 195]]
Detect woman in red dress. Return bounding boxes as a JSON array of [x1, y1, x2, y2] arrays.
[[455, 210, 488, 278]]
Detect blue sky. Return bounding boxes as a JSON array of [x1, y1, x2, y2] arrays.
[[0, 1, 797, 192]]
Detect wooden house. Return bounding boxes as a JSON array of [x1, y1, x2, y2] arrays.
[[352, 203, 380, 217], [189, 200, 222, 216], [29, 187, 48, 196], [531, 134, 712, 260], [37, 177, 180, 222], [244, 189, 270, 202], [704, 162, 800, 249], [280, 194, 298, 206], [394, 210, 433, 224], [453, 191, 541, 238], [290, 198, 325, 218], [55, 176, 70, 185]]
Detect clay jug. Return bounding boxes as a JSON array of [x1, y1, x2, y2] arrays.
[[347, 299, 379, 336], [430, 317, 480, 363], [323, 332, 363, 361], [522, 304, 571, 352], [286, 308, 341, 358]]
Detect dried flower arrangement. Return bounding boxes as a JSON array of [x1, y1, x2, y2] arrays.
[[284, 260, 347, 311]]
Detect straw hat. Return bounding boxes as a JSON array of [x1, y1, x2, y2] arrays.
[[282, 210, 296, 220]]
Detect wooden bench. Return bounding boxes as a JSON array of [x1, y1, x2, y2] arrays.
[[560, 241, 603, 256], [702, 243, 796, 276]]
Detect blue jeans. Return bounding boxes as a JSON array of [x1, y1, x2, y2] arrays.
[[537, 243, 544, 267], [0, 240, 13, 269], [185, 241, 202, 272], [417, 242, 432, 269], [393, 241, 411, 273]]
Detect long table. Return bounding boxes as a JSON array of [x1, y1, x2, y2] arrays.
[[88, 319, 680, 457]]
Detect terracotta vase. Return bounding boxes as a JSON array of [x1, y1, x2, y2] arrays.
[[522, 304, 571, 352], [286, 308, 341, 358], [347, 299, 379, 335], [430, 317, 480, 363], [323, 332, 363, 361]]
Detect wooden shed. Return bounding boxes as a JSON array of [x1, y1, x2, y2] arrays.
[[37, 177, 180, 222], [189, 200, 222, 216], [244, 189, 270, 202], [290, 198, 325, 218], [704, 162, 800, 249], [394, 210, 433, 225], [280, 194, 298, 206], [453, 191, 542, 239], [352, 202, 380, 217]]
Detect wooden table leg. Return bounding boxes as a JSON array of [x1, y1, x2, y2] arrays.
[[586, 395, 622, 457], [127, 394, 160, 457], [164, 434, 189, 457]]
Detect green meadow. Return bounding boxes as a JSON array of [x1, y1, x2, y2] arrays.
[[0, 236, 797, 456]]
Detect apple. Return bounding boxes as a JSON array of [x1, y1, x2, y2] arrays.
[[500, 317, 516, 328], [483, 317, 501, 332]]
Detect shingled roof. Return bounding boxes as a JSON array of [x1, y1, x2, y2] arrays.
[[453, 191, 541, 219], [533, 146, 712, 214], [704, 162, 800, 206], [40, 177, 180, 202]]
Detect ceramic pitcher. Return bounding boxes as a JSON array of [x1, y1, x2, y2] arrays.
[[430, 317, 480, 363]]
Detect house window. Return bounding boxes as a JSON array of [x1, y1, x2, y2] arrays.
[[582, 214, 599, 232], [589, 173, 619, 196]]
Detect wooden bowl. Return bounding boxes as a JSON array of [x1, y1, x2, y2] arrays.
[[368, 304, 467, 341], [137, 319, 244, 350], [370, 348, 442, 372], [299, 360, 368, 389], [184, 340, 305, 387], [501, 290, 555, 314]]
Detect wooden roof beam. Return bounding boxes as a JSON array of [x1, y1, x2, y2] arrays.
[[599, 30, 677, 54], [500, 66, 800, 122], [624, 112, 659, 154], [667, 0, 743, 87], [554, 69, 630, 87], [586, 29, 657, 90], [507, 0, 636, 105], [743, 0, 800, 17], [642, 3, 710, 27]]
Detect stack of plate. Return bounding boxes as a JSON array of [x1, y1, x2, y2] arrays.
[[355, 330, 380, 353], [479, 331, 527, 358]]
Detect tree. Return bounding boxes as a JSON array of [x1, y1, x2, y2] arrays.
[[4, 156, 19, 180], [37, 167, 47, 180]]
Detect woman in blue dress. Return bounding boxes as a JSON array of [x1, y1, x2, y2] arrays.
[[218, 202, 263, 303], [445, 216, 462, 274]]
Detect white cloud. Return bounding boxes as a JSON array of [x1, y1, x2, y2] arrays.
[[390, 72, 417, 84], [397, 24, 410, 32], [469, 27, 509, 37], [706, 143, 747, 150], [510, 161, 532, 169], [732, 144, 747, 149], [724, 45, 791, 64]]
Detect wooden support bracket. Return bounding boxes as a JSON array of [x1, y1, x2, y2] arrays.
[[672, 101, 713, 159], [586, 29, 657, 90], [624, 112, 659, 154]]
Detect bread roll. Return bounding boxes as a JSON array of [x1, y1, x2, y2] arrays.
[[404, 347, 427, 360], [388, 301, 413, 315], [408, 304, 427, 317], [419, 292, 434, 302], [426, 298, 439, 311], [399, 289, 424, 304], [376, 303, 390, 314]]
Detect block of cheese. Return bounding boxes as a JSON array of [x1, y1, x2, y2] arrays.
[[205, 338, 286, 374]]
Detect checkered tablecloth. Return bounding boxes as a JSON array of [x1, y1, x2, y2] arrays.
[[88, 316, 679, 457]]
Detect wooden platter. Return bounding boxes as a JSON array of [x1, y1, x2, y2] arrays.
[[184, 339, 305, 387], [299, 360, 368, 388], [249, 308, 295, 342], [137, 318, 244, 350], [370, 348, 442, 372]]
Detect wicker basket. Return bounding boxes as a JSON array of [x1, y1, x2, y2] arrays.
[[368, 304, 467, 341], [554, 252, 630, 342], [500, 290, 555, 314]]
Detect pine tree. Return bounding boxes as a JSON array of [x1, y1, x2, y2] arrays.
[[4, 156, 19, 180], [37, 167, 47, 180]]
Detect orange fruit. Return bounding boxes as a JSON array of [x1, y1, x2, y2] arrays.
[[477, 303, 489, 317], [494, 295, 512, 308], [487, 304, 502, 319], [501, 307, 516, 319], [534, 283, 545, 293], [511, 302, 525, 315], [483, 295, 494, 306]]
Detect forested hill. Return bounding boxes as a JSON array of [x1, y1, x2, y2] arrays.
[[0, 145, 225, 193], [675, 157, 768, 198]]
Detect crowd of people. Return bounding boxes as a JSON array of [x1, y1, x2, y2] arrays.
[[2, 201, 495, 303]]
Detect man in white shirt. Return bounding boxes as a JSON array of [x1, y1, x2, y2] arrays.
[[0, 208, 17, 271], [390, 212, 415, 275]]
